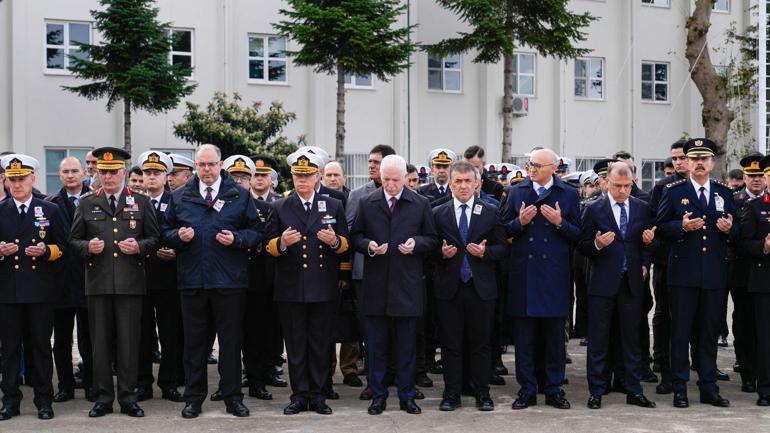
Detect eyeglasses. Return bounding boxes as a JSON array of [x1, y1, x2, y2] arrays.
[[196, 162, 220, 169], [232, 174, 251, 183], [526, 161, 554, 171]]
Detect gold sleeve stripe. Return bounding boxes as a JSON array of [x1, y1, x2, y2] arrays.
[[339, 261, 353, 271], [47, 244, 63, 261], [266, 237, 282, 257], [335, 236, 349, 254], [506, 237, 513, 245]]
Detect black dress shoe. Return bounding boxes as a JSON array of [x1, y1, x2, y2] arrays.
[[162, 388, 185, 402], [88, 402, 113, 417], [210, 389, 223, 401], [476, 395, 494, 411], [309, 401, 333, 415], [368, 397, 386, 415], [656, 382, 673, 395], [512, 394, 536, 410], [343, 373, 363, 387], [207, 353, 218, 364], [673, 392, 689, 408], [225, 401, 250, 417], [120, 402, 145, 417], [181, 402, 201, 419], [757, 395, 770, 406], [579, 337, 588, 347], [326, 388, 340, 400], [37, 405, 54, 420], [54, 389, 75, 403], [399, 399, 421, 414], [627, 394, 656, 408], [416, 373, 433, 388], [266, 375, 288, 388], [439, 395, 461, 411], [640, 371, 659, 383], [716, 369, 730, 381], [741, 383, 757, 393], [494, 365, 509, 376], [359, 386, 374, 400], [136, 387, 153, 401], [734, 362, 742, 373], [587, 395, 602, 409], [545, 394, 570, 409], [700, 393, 729, 407], [0, 405, 19, 421], [489, 374, 506, 386], [283, 401, 307, 415], [248, 385, 272, 400], [429, 361, 443, 375], [414, 388, 425, 400]]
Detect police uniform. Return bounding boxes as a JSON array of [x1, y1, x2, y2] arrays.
[[655, 138, 737, 407], [69, 147, 160, 417], [0, 155, 66, 421], [265, 151, 349, 415]]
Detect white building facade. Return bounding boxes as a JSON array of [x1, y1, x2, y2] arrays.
[[0, 0, 759, 193]]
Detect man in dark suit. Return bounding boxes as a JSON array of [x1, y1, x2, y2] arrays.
[[501, 148, 581, 410], [351, 154, 439, 415], [432, 161, 506, 412], [656, 138, 738, 408], [738, 154, 770, 406], [69, 147, 160, 418], [0, 154, 67, 421], [47, 157, 93, 403], [578, 162, 658, 409], [161, 144, 262, 419], [264, 151, 349, 415], [135, 151, 184, 403]]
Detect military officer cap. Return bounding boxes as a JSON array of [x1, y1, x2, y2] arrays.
[[137, 151, 173, 173], [592, 159, 615, 178], [296, 146, 331, 165], [557, 157, 573, 173], [168, 153, 194, 173], [92, 147, 130, 171], [416, 165, 431, 180], [561, 170, 582, 187], [428, 148, 457, 166], [580, 170, 597, 186], [684, 138, 716, 158], [288, 151, 324, 175], [250, 155, 278, 175], [740, 152, 764, 175], [761, 154, 770, 175], [1, 154, 40, 178], [270, 169, 279, 188], [223, 155, 256, 176]]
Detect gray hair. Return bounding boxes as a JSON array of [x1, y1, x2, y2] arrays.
[[449, 161, 480, 181], [608, 162, 633, 179], [195, 144, 222, 160], [531, 148, 559, 165], [379, 154, 406, 177]]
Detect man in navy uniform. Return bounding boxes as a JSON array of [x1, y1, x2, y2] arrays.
[[432, 161, 507, 412], [70, 147, 160, 418], [166, 154, 194, 192], [0, 154, 67, 421], [418, 148, 457, 204], [738, 154, 770, 406], [265, 151, 349, 415], [656, 138, 738, 408], [351, 154, 439, 415], [162, 144, 262, 418], [579, 162, 658, 409], [136, 151, 185, 403], [501, 148, 581, 410]]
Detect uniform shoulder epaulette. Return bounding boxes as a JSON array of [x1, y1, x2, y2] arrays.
[[80, 190, 95, 200], [747, 194, 762, 202], [712, 179, 731, 189], [666, 179, 687, 188]]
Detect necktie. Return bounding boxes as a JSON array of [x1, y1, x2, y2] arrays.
[[205, 187, 213, 206], [109, 196, 116, 214], [699, 186, 708, 208], [439, 186, 446, 195], [389, 196, 397, 214], [538, 186, 546, 197], [618, 202, 628, 272], [305, 201, 312, 214], [459, 204, 472, 283], [19, 204, 26, 217], [151, 199, 158, 210], [69, 196, 78, 206], [257, 196, 264, 201]]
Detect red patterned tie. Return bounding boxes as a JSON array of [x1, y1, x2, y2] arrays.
[[389, 196, 397, 214]]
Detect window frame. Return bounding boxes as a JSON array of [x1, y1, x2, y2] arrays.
[[712, 0, 730, 13], [169, 28, 195, 80], [512, 52, 537, 98], [641, 159, 666, 192], [427, 53, 463, 94], [640, 0, 670, 8], [640, 61, 670, 104], [44, 147, 91, 193], [247, 34, 289, 85], [574, 57, 606, 101], [344, 72, 375, 90], [44, 20, 92, 75]]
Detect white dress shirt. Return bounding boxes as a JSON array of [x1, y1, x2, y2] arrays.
[[532, 178, 554, 193], [384, 188, 403, 204], [199, 176, 222, 200], [453, 196, 475, 227], [607, 194, 630, 229], [13, 196, 33, 214], [690, 178, 710, 205]]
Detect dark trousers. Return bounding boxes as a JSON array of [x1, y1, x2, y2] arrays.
[[53, 307, 92, 392], [0, 303, 54, 408], [366, 316, 417, 401], [754, 293, 770, 396], [436, 281, 495, 397], [279, 301, 334, 404], [88, 295, 142, 406], [669, 285, 724, 395], [514, 316, 565, 397], [243, 291, 277, 387], [587, 277, 643, 396], [180, 289, 245, 405], [139, 290, 183, 392], [732, 286, 756, 385], [652, 265, 671, 382], [573, 265, 589, 338]]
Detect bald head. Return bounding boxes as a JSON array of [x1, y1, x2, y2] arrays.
[[528, 148, 558, 184], [323, 161, 346, 192]]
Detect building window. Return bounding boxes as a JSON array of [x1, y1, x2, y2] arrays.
[[641, 0, 669, 6], [713, 0, 729, 13], [641, 159, 666, 192], [641, 61, 669, 102], [428, 54, 462, 92], [170, 29, 193, 78], [512, 53, 536, 97], [45, 21, 91, 72], [248, 35, 288, 83], [574, 157, 607, 173], [45, 148, 91, 193], [574, 57, 604, 100], [342, 153, 372, 190], [344, 72, 374, 89]]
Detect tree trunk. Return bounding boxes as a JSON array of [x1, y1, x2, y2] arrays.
[[502, 53, 513, 163], [685, 0, 734, 174], [123, 99, 132, 155], [335, 62, 346, 162]]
